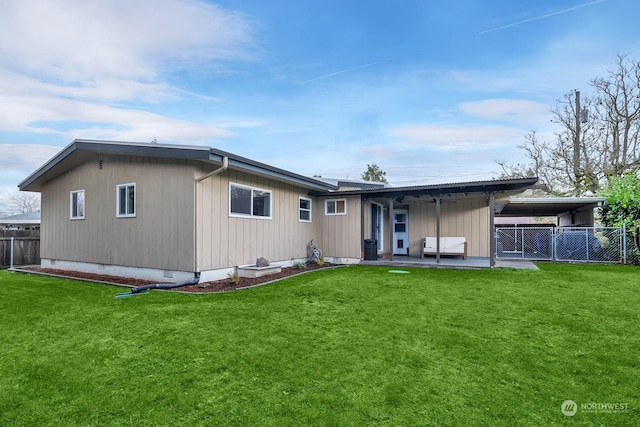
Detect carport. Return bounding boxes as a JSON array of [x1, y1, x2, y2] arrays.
[[495, 197, 606, 226], [493, 197, 618, 263]]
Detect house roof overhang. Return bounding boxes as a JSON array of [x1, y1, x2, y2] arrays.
[[208, 148, 337, 191], [310, 177, 539, 200], [18, 139, 337, 192], [495, 197, 606, 217]]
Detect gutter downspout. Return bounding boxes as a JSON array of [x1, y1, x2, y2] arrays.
[[194, 156, 229, 273], [196, 156, 229, 183]]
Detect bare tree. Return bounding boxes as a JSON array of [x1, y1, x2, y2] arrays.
[[592, 54, 640, 177], [5, 192, 41, 214], [498, 54, 640, 196]]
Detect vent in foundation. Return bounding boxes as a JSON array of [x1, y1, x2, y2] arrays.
[[163, 270, 173, 278]]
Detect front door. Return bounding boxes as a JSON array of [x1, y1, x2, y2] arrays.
[[393, 209, 409, 255]]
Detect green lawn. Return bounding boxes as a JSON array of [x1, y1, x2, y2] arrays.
[[0, 264, 638, 426]]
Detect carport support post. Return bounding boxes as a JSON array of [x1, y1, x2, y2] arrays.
[[388, 198, 394, 261], [489, 192, 495, 267], [436, 196, 441, 264], [360, 197, 365, 259]]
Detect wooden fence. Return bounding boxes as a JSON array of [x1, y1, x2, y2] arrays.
[[0, 230, 40, 267]]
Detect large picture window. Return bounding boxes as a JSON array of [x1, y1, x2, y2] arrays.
[[325, 198, 347, 215], [117, 183, 136, 217], [299, 197, 312, 222], [70, 190, 85, 219], [230, 183, 272, 218]]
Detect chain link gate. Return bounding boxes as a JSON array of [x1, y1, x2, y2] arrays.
[[495, 227, 624, 263]]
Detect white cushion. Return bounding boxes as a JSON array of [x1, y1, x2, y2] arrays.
[[423, 237, 465, 253], [442, 237, 465, 253], [424, 237, 438, 251]]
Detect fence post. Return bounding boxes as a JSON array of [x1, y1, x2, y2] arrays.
[[585, 228, 590, 262], [622, 223, 627, 265], [10, 236, 14, 269]]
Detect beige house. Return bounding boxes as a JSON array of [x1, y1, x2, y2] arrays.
[[19, 139, 537, 281]]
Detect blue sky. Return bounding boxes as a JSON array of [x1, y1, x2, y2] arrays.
[[1, 0, 638, 203]]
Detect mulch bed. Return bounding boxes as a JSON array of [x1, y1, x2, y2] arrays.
[[180, 263, 332, 293], [23, 263, 335, 293], [29, 268, 155, 286]]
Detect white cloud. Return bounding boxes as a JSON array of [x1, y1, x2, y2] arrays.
[[0, 93, 233, 143], [0, 0, 258, 143], [0, 143, 61, 172], [388, 124, 524, 151], [209, 117, 271, 129], [0, 70, 180, 104], [458, 99, 551, 125], [66, 113, 234, 143], [0, 0, 257, 81]]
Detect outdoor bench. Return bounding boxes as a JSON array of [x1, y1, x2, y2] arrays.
[[421, 237, 467, 260]]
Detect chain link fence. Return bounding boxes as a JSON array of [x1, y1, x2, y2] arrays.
[[623, 227, 640, 265], [495, 226, 640, 265]]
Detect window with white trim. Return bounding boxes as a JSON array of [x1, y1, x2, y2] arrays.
[[299, 197, 312, 222], [230, 182, 272, 218], [325, 198, 347, 215], [116, 183, 136, 217], [70, 190, 85, 219]]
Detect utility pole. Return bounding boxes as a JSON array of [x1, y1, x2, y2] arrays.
[[574, 90, 582, 195]]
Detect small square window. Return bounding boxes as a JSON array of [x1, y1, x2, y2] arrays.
[[325, 199, 347, 215], [299, 197, 312, 222], [117, 183, 136, 217], [70, 190, 85, 219]]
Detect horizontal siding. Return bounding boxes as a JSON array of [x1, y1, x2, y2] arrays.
[[41, 154, 195, 271]]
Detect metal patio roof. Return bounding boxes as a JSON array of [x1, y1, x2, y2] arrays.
[[311, 177, 539, 198], [495, 197, 606, 217]]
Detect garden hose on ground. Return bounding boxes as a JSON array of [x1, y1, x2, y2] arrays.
[[114, 272, 200, 298]]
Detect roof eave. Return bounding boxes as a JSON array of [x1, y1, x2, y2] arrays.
[[19, 139, 338, 192], [310, 177, 538, 198], [19, 139, 214, 192], [209, 149, 337, 191]]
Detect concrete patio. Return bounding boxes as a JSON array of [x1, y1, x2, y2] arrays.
[[359, 255, 539, 270]]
